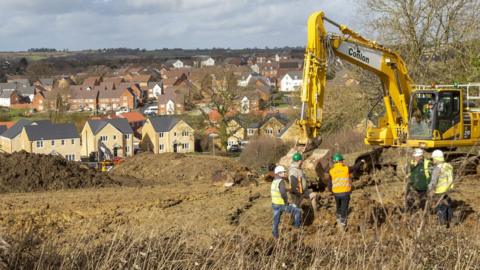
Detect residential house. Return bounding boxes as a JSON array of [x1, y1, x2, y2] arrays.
[[0, 121, 15, 129], [259, 115, 287, 137], [69, 85, 99, 111], [34, 78, 55, 91], [238, 94, 260, 114], [141, 116, 194, 153], [16, 83, 36, 102], [97, 83, 136, 111], [0, 119, 51, 153], [147, 81, 164, 99], [0, 83, 19, 107], [280, 71, 303, 92], [81, 119, 134, 158], [157, 88, 185, 115], [83, 76, 102, 87], [131, 74, 153, 88], [246, 122, 261, 138], [226, 118, 245, 149], [165, 59, 184, 69], [118, 111, 146, 137], [31, 91, 46, 112], [19, 122, 81, 161], [102, 77, 124, 89], [279, 122, 302, 143], [193, 55, 215, 67]]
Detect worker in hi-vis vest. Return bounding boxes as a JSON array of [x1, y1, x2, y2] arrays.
[[428, 150, 454, 227], [328, 152, 352, 230], [405, 148, 433, 212], [271, 165, 301, 239]]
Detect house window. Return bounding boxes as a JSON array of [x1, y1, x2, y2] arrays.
[[159, 132, 164, 138], [124, 134, 130, 140], [65, 154, 75, 161], [182, 131, 189, 137], [51, 140, 55, 146], [173, 132, 177, 136], [113, 135, 117, 140], [126, 146, 130, 153], [248, 129, 254, 135], [184, 143, 189, 150], [266, 128, 273, 135], [36, 140, 43, 148], [61, 140, 65, 145], [100, 136, 108, 142], [71, 139, 75, 145], [159, 144, 164, 151]]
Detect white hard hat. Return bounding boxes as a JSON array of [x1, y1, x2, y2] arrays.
[[432, 149, 444, 160], [274, 165, 287, 174], [413, 148, 424, 157]]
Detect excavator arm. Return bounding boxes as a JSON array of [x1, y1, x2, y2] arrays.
[[298, 11, 415, 148]]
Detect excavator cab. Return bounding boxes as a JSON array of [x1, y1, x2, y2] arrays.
[[408, 90, 462, 142]]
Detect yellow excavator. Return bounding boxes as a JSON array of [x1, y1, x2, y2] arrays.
[[281, 11, 480, 181]]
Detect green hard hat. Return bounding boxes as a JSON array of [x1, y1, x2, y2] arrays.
[[292, 152, 302, 161], [332, 152, 344, 162]]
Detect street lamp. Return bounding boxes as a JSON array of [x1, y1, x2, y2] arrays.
[[209, 133, 218, 155]]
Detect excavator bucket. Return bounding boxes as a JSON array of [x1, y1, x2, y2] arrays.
[[278, 147, 330, 186]]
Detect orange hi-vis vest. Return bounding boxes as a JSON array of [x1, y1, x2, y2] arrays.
[[329, 163, 352, 194]]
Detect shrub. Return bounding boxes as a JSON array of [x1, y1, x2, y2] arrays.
[[240, 136, 289, 171]]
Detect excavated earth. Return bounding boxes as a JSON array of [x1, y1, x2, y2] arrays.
[[0, 151, 115, 193], [0, 152, 479, 267]]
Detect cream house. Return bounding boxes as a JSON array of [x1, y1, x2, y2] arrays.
[[141, 116, 194, 154], [0, 119, 51, 153], [81, 119, 134, 159], [226, 119, 245, 149], [19, 123, 81, 161]]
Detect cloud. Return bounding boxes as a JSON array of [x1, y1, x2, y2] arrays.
[[0, 0, 358, 51]]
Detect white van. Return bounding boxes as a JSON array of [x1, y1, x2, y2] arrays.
[[144, 105, 158, 115]]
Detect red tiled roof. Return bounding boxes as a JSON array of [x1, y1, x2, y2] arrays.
[[119, 112, 146, 123], [0, 121, 15, 129]]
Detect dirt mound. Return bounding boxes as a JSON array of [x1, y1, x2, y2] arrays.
[[0, 152, 115, 193], [111, 153, 255, 186]]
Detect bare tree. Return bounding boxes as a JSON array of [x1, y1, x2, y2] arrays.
[[360, 0, 480, 82], [200, 72, 241, 150]]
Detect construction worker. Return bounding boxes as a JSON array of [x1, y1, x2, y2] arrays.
[[271, 165, 301, 239], [428, 150, 454, 227], [288, 152, 318, 212], [405, 148, 432, 212], [328, 152, 352, 230]]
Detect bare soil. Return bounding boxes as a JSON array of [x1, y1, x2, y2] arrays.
[[0, 151, 115, 193]]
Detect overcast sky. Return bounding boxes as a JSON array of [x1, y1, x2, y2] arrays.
[[0, 0, 359, 51]]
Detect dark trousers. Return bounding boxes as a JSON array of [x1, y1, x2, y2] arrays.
[[334, 194, 350, 225], [435, 194, 453, 226], [405, 189, 427, 212]]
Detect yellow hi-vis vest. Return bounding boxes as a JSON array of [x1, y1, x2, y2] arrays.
[[329, 163, 352, 194], [271, 179, 286, 205], [435, 162, 454, 194]]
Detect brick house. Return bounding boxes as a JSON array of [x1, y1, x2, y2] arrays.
[[69, 85, 99, 111], [157, 89, 185, 115]]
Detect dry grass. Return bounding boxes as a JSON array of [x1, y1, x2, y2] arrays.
[[0, 206, 478, 269]]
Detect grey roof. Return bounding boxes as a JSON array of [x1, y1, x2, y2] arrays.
[[0, 125, 7, 135], [0, 119, 51, 139], [87, 118, 133, 135], [248, 122, 261, 129], [0, 89, 15, 98], [24, 123, 79, 141], [8, 79, 30, 85], [285, 71, 303, 80], [39, 78, 54, 86], [148, 116, 181, 132], [0, 83, 17, 91], [16, 84, 35, 96]]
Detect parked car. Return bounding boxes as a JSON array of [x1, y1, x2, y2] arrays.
[[228, 145, 241, 153], [115, 106, 130, 115], [144, 105, 158, 115]]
